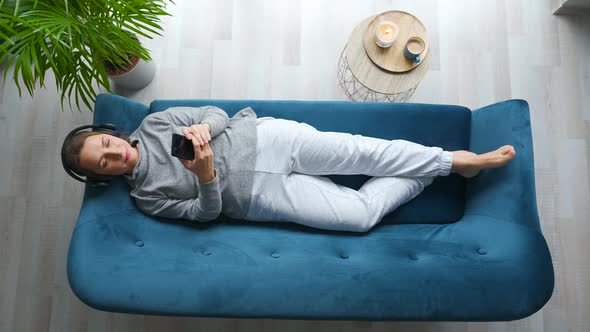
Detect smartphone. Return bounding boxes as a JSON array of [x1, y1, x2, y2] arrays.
[[171, 133, 195, 160]]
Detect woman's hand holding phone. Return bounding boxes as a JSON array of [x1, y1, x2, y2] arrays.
[[178, 124, 215, 183]]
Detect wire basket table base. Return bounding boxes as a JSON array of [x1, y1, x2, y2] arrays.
[[337, 47, 417, 103]]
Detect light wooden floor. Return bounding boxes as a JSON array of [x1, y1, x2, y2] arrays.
[[1, 0, 589, 331]]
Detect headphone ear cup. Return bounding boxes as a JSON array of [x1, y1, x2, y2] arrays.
[[95, 181, 111, 188], [89, 178, 112, 188]]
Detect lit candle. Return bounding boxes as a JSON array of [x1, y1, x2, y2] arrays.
[[375, 20, 399, 48]]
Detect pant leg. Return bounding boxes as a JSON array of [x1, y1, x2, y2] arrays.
[[244, 171, 432, 232], [245, 117, 434, 232], [290, 121, 454, 178]]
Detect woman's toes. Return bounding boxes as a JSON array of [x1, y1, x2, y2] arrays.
[[499, 145, 512, 155], [499, 148, 516, 166]]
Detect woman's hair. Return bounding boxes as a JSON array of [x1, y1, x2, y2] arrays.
[[62, 130, 132, 178]]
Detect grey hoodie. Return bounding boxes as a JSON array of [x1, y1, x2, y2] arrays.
[[123, 106, 257, 221]]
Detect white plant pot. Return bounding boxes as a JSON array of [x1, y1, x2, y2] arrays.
[[108, 57, 156, 90]]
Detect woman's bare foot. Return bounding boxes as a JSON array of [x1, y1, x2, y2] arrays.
[[451, 145, 516, 178]]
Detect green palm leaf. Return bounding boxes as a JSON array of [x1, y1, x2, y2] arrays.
[[0, 0, 173, 111]]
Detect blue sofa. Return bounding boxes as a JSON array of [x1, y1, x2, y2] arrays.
[[67, 93, 554, 321]]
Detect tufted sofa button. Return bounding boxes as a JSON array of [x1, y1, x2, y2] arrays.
[[477, 248, 488, 255], [340, 253, 349, 259], [409, 254, 418, 261], [135, 241, 144, 247], [271, 252, 280, 258], [202, 249, 212, 256]]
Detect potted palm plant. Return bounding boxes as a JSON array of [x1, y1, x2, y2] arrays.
[[0, 0, 173, 110]]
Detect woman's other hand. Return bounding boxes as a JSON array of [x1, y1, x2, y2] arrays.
[[181, 124, 211, 146]]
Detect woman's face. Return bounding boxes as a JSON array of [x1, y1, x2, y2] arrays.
[[79, 133, 139, 176]]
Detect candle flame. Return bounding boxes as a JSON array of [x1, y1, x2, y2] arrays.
[[379, 24, 395, 36]]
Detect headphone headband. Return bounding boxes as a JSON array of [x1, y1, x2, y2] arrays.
[[61, 123, 121, 187]]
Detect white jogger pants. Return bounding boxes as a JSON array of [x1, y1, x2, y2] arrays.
[[244, 117, 454, 232]]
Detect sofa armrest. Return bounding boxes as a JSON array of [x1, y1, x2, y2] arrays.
[[466, 100, 541, 233], [94, 93, 149, 135]]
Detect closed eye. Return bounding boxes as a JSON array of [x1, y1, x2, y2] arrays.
[[100, 137, 108, 168]]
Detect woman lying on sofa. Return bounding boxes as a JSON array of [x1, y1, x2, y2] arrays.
[[61, 106, 515, 232]]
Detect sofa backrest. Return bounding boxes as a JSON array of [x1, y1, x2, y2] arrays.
[[149, 99, 471, 224]]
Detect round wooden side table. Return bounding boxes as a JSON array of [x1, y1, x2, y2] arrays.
[[337, 11, 431, 102]]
